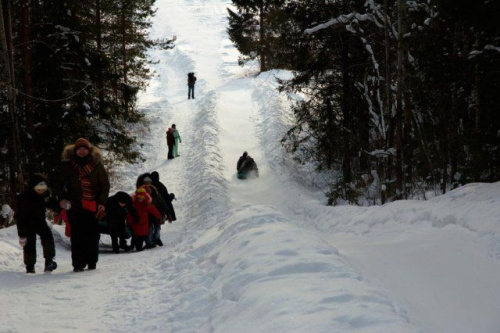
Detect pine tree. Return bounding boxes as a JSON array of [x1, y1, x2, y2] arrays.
[[228, 0, 287, 71]]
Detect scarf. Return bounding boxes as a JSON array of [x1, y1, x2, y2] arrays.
[[72, 159, 96, 212]]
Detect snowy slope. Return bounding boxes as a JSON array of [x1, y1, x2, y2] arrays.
[[1, 0, 500, 332]]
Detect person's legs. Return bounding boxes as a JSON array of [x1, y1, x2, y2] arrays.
[[146, 221, 155, 248], [154, 223, 163, 246], [38, 222, 56, 271], [68, 211, 85, 269], [85, 212, 100, 269], [134, 236, 145, 251], [110, 222, 120, 253], [111, 233, 119, 253], [23, 234, 37, 272], [168, 145, 174, 159]]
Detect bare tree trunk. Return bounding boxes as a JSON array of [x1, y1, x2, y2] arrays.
[[472, 32, 483, 181], [450, 27, 461, 188], [341, 31, 352, 184], [96, 0, 105, 112], [382, 0, 391, 203], [21, 0, 36, 171], [395, 0, 405, 198], [1, 0, 24, 201], [259, 4, 267, 72], [121, 2, 127, 84], [121, 0, 128, 111]]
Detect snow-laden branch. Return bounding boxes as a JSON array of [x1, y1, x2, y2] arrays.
[[304, 12, 383, 35]]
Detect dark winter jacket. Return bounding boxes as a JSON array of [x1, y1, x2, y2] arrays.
[[237, 155, 259, 175], [142, 184, 170, 219], [51, 144, 110, 211], [106, 192, 138, 227], [166, 129, 175, 146], [151, 171, 177, 221], [16, 174, 54, 238], [187, 73, 197, 86]]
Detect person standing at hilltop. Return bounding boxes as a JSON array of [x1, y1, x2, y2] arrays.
[[187, 72, 197, 99]]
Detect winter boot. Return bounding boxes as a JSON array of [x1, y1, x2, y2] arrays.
[[26, 265, 35, 274], [121, 244, 131, 252], [156, 238, 163, 247], [88, 263, 96, 270], [73, 267, 84, 272], [44, 259, 57, 273]]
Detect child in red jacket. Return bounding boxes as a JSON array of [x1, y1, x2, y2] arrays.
[[127, 187, 161, 251]]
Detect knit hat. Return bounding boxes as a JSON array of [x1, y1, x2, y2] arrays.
[[136, 187, 147, 198], [74, 138, 91, 150], [28, 173, 48, 189], [151, 171, 160, 182]]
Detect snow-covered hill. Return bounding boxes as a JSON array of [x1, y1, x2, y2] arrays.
[[1, 0, 499, 332]]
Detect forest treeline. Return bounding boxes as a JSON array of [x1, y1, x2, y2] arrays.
[[228, 0, 500, 204], [0, 0, 174, 203]]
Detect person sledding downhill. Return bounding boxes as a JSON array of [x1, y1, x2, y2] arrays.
[[16, 173, 58, 274], [237, 151, 259, 179]]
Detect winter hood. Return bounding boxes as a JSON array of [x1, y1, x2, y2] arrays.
[[61, 144, 104, 165]]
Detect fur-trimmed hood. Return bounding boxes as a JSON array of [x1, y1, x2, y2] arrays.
[[61, 144, 103, 165]]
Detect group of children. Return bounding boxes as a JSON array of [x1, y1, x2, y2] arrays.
[[14, 169, 176, 274], [93, 171, 176, 253]]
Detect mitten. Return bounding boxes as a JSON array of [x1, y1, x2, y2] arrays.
[[19, 237, 27, 247], [95, 208, 106, 221], [60, 199, 72, 210]]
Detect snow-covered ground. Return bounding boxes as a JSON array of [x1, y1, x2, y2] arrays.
[[1, 0, 500, 332]]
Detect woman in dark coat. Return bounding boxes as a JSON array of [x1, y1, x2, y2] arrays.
[[166, 127, 175, 159], [151, 171, 176, 221], [105, 192, 138, 253], [16, 173, 57, 273], [51, 138, 110, 272]]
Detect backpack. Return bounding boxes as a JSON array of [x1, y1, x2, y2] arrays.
[[188, 72, 196, 85]]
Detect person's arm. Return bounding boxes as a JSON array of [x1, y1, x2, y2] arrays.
[[50, 166, 67, 202], [96, 163, 110, 207], [237, 157, 243, 171], [15, 194, 28, 238], [148, 204, 162, 220]]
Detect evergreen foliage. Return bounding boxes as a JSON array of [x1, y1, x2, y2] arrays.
[[0, 0, 174, 203], [230, 0, 500, 204]]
